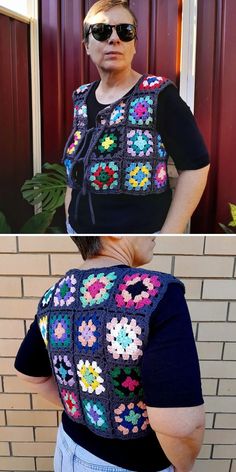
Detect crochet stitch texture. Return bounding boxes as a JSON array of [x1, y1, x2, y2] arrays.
[[37, 266, 184, 440], [62, 74, 175, 197]]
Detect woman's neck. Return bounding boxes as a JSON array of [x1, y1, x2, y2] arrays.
[[79, 244, 136, 270], [79, 256, 128, 270], [95, 68, 142, 103]]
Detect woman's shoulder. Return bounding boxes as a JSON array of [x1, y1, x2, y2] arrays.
[[72, 81, 96, 100], [126, 266, 185, 296], [139, 74, 176, 93]]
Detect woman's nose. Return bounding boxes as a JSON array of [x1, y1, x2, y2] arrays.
[[108, 28, 120, 43]]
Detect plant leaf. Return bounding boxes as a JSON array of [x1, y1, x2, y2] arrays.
[[20, 211, 55, 234], [229, 203, 236, 227], [0, 211, 12, 233], [47, 226, 63, 234], [43, 162, 67, 177], [219, 223, 234, 234], [21, 163, 67, 212]]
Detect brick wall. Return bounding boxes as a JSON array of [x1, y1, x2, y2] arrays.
[[0, 235, 235, 472]]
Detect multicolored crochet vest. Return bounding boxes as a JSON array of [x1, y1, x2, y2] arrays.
[[36, 266, 184, 440], [62, 74, 176, 197]]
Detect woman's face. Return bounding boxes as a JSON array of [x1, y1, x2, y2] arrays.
[[128, 237, 156, 266], [85, 6, 137, 74]]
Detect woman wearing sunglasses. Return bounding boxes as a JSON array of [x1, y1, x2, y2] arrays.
[[63, 0, 210, 234], [15, 236, 205, 472]]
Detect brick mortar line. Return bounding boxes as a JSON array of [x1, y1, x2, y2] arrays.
[[33, 425, 36, 443], [16, 236, 19, 254], [4, 408, 7, 427], [48, 254, 52, 277], [233, 256, 236, 277], [0, 296, 39, 300], [195, 322, 199, 341], [20, 276, 24, 298], [222, 342, 226, 361], [171, 255, 175, 275], [8, 438, 13, 458], [23, 319, 27, 337], [210, 443, 214, 459]]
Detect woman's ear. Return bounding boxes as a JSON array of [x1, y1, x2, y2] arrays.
[[84, 41, 90, 56]]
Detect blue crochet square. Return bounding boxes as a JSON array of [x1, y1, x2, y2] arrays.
[[112, 399, 151, 438], [82, 398, 110, 435], [74, 311, 103, 356], [110, 366, 143, 399], [127, 129, 154, 158], [49, 313, 72, 349], [75, 357, 107, 400], [65, 129, 83, 158], [53, 273, 78, 309], [156, 133, 168, 160], [124, 161, 152, 192], [52, 353, 76, 388], [128, 96, 154, 126], [38, 314, 48, 347], [153, 161, 168, 190], [79, 271, 117, 308], [109, 101, 126, 125], [88, 161, 121, 192], [92, 127, 124, 161], [105, 314, 144, 364], [39, 284, 56, 311]]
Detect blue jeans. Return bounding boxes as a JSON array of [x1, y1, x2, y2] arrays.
[[54, 423, 174, 472], [66, 220, 77, 234]]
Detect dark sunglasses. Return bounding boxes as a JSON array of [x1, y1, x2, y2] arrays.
[[87, 23, 137, 42]]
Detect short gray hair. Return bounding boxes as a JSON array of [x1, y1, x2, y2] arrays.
[[83, 0, 137, 43], [71, 237, 103, 260]]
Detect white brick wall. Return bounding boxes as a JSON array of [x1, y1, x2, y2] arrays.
[[0, 235, 235, 472]]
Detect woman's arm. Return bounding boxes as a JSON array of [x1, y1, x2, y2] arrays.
[[15, 370, 62, 408], [160, 165, 210, 233], [147, 404, 205, 472]]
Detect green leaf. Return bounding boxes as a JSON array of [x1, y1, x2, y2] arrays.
[[219, 223, 234, 234], [21, 163, 67, 212], [43, 162, 67, 177], [0, 211, 12, 233], [47, 226, 63, 234], [229, 203, 236, 227], [20, 211, 55, 234]]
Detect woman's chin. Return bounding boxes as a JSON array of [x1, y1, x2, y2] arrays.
[[100, 62, 126, 73]]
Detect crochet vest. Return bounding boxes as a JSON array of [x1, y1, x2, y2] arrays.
[[62, 74, 176, 198], [36, 266, 184, 440]]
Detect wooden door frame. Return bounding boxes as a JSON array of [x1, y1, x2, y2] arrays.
[[180, 0, 198, 113], [0, 2, 42, 180]]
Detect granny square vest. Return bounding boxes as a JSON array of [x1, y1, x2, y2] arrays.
[[36, 266, 184, 440], [62, 74, 176, 197]]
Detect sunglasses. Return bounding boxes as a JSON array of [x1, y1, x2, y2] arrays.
[[87, 23, 137, 42]]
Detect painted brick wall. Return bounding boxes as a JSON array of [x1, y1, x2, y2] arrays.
[[0, 235, 235, 472]]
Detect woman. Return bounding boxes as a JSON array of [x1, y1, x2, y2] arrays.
[[63, 0, 210, 234], [15, 236, 205, 472]]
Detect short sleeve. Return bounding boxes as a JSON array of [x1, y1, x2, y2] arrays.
[[157, 85, 210, 170], [141, 283, 204, 408], [14, 315, 52, 377]]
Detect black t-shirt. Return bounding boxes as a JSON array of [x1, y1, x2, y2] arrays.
[[15, 280, 203, 472], [68, 83, 210, 233]]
